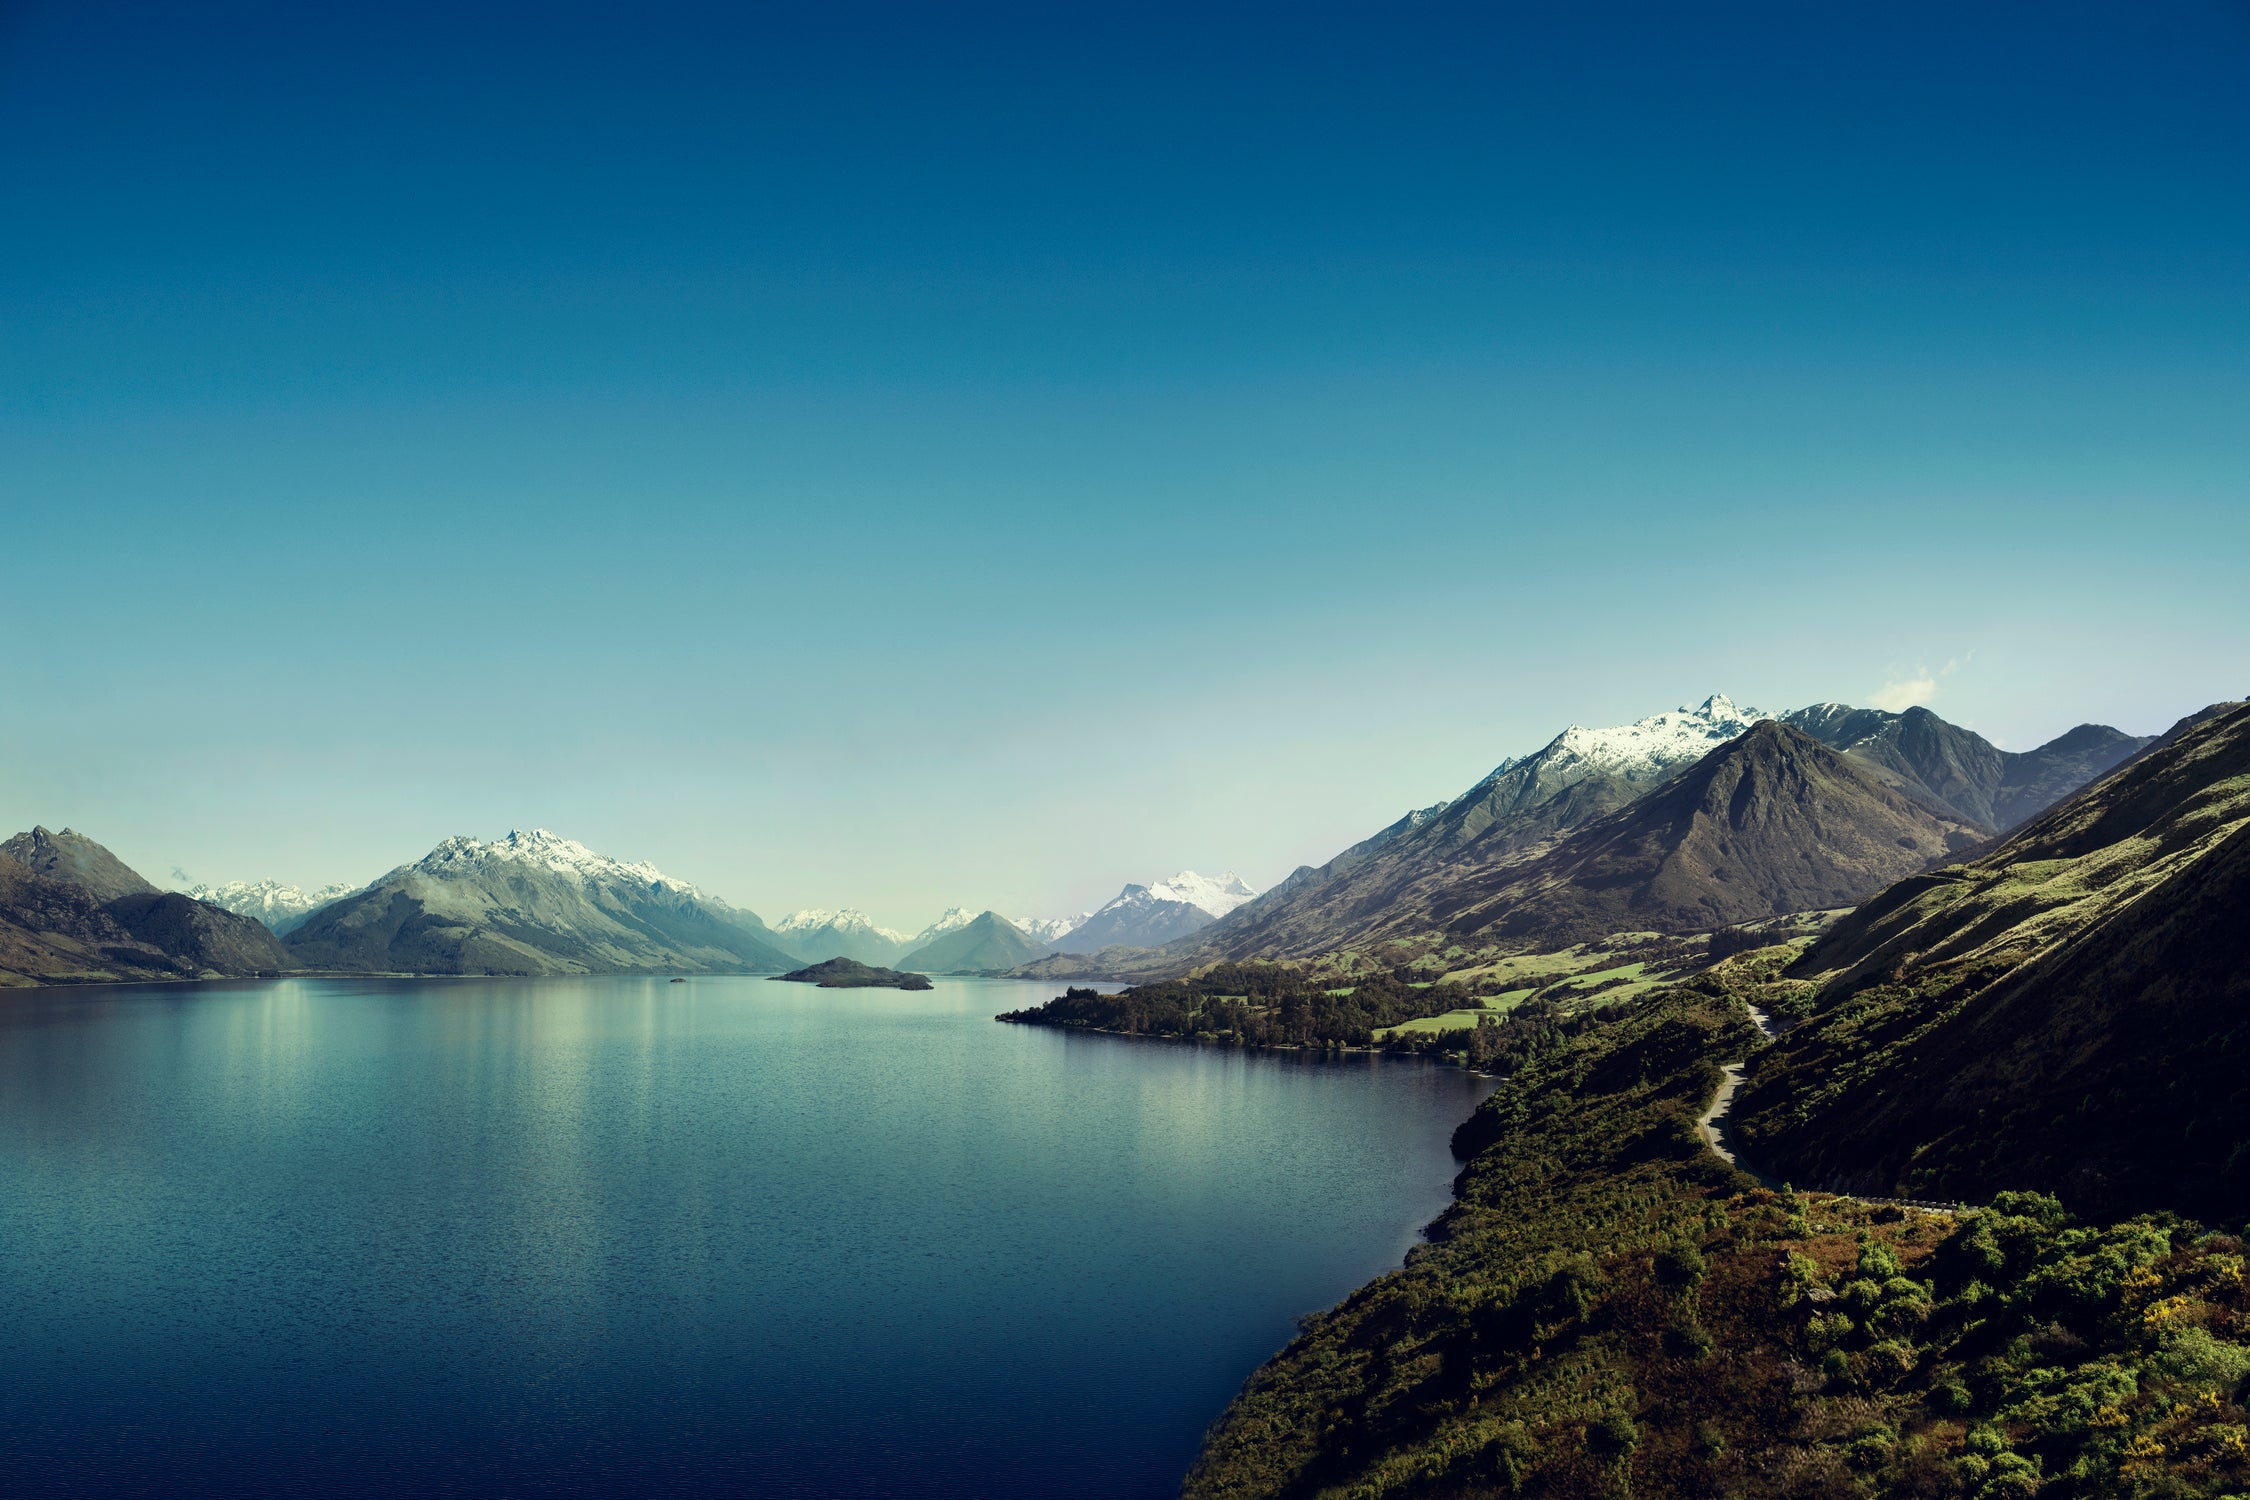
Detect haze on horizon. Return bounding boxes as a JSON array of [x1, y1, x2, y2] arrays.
[[4, 2, 2245, 929]]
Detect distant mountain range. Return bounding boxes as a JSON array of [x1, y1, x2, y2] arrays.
[[0, 691, 2165, 990], [180, 878, 361, 935], [285, 829, 798, 976], [1782, 701, 2150, 830], [1057, 870, 1257, 952], [773, 908, 917, 965], [1079, 694, 2153, 973], [897, 911, 1049, 973], [0, 827, 291, 986]]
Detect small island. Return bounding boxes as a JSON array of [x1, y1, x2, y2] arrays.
[[769, 957, 933, 990]]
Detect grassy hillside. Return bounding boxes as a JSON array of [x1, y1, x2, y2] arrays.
[[1184, 962, 2250, 1500], [1733, 701, 2250, 1220]]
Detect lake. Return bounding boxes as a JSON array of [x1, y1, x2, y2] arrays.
[[0, 975, 1489, 1498]]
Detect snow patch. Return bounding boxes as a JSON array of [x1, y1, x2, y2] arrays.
[[1479, 693, 1771, 786]]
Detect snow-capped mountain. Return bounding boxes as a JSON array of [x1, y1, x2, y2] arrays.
[[181, 877, 361, 936], [1016, 914, 1087, 945], [774, 907, 915, 965], [408, 828, 701, 892], [1058, 870, 1260, 952], [1481, 693, 1772, 789], [287, 828, 796, 976], [910, 907, 981, 944]]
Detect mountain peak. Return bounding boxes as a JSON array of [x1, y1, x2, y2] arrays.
[[776, 907, 911, 943], [1, 825, 159, 904], [1515, 694, 1772, 784], [412, 829, 695, 894]]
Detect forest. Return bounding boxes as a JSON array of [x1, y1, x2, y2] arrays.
[[996, 962, 1478, 1048]]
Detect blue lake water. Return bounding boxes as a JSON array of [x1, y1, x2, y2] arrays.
[[0, 976, 1488, 1498]]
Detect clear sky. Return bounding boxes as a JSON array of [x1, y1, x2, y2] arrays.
[[4, 2, 2246, 928]]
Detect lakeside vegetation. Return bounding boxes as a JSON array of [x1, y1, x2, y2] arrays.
[[1183, 954, 2250, 1500], [997, 963, 1480, 1048]]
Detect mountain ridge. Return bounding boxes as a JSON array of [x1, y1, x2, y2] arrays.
[[286, 828, 798, 976]]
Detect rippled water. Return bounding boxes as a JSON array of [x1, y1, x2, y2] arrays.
[[0, 975, 1487, 1498]]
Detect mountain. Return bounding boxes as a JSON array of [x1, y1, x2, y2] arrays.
[[1420, 721, 1989, 947], [1783, 702, 2152, 829], [1168, 695, 1776, 962], [285, 828, 797, 976], [1016, 913, 1087, 945], [896, 911, 1049, 973], [909, 907, 980, 945], [1, 826, 159, 903], [1162, 693, 2150, 968], [0, 828, 292, 985], [1734, 697, 2250, 1219], [182, 878, 360, 935], [772, 908, 915, 965], [1057, 870, 1258, 951]]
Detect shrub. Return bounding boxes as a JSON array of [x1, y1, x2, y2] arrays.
[[2156, 1326, 2250, 1392], [1655, 1242, 1707, 1286], [1586, 1412, 1639, 1456]]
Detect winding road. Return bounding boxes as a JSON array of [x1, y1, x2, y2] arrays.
[[1696, 1003, 1784, 1189]]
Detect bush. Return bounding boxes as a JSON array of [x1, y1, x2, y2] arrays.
[[1655, 1242, 1707, 1286], [1586, 1412, 1639, 1455]]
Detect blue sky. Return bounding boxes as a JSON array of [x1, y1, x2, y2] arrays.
[[4, 1, 2246, 926]]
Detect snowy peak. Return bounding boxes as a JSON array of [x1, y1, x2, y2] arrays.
[[1058, 869, 1263, 952], [913, 907, 998, 943], [182, 878, 360, 934], [411, 828, 696, 894], [1489, 693, 1772, 786], [1139, 869, 1258, 920], [776, 907, 912, 944], [1016, 914, 1086, 944]]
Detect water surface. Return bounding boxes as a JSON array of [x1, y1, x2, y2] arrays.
[[0, 976, 1487, 1497]]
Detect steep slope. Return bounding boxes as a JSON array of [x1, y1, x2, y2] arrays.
[[0, 831, 292, 984], [1784, 704, 2150, 829], [286, 828, 796, 976], [772, 908, 914, 965], [0, 855, 185, 985], [1173, 696, 1775, 963], [1059, 870, 1258, 951], [182, 878, 359, 935], [1423, 722, 1989, 948], [1, 826, 159, 903], [101, 891, 296, 974], [896, 911, 1048, 973], [1733, 699, 2250, 1219]]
